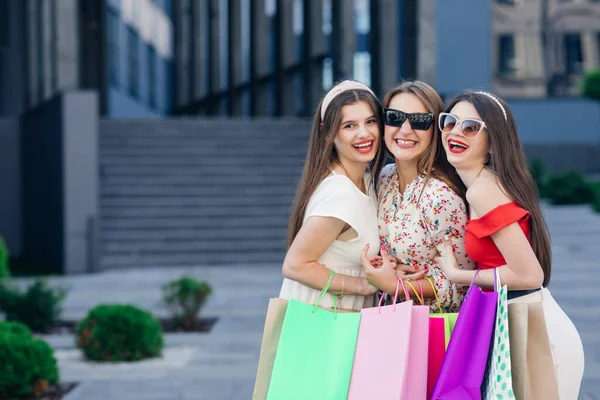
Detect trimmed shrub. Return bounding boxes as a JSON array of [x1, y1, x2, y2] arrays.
[[76, 304, 164, 362], [0, 236, 9, 278], [0, 321, 32, 338], [0, 323, 59, 399], [162, 276, 213, 330], [544, 170, 595, 205], [582, 69, 600, 101], [591, 181, 600, 213], [0, 279, 67, 333]]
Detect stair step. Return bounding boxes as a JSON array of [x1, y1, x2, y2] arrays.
[[100, 165, 303, 176], [101, 226, 287, 241], [101, 174, 300, 186], [100, 155, 306, 167], [100, 215, 289, 229], [100, 135, 308, 147], [102, 238, 286, 253], [100, 251, 285, 268], [100, 195, 294, 207], [100, 205, 291, 218], [100, 147, 308, 157], [101, 185, 298, 197], [101, 185, 299, 196]]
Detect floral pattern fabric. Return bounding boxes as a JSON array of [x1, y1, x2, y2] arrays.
[[377, 164, 474, 312]]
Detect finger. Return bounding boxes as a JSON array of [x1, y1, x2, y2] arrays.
[[405, 269, 427, 280], [443, 235, 453, 253], [394, 263, 415, 273], [380, 247, 389, 260], [368, 256, 383, 262], [361, 244, 373, 270]]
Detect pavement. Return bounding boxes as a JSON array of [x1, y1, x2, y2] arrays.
[[11, 203, 600, 399]]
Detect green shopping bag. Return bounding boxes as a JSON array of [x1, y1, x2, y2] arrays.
[[266, 272, 361, 400], [482, 268, 514, 399]]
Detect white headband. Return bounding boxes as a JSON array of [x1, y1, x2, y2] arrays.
[[475, 91, 507, 121], [321, 80, 375, 120]]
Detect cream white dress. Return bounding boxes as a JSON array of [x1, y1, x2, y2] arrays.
[[279, 171, 380, 310]]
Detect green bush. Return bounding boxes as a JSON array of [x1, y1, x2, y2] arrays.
[[590, 181, 600, 213], [582, 69, 600, 101], [0, 323, 59, 399], [0, 236, 9, 278], [0, 321, 32, 338], [0, 279, 67, 333], [76, 304, 164, 362], [162, 276, 213, 330], [544, 170, 595, 205], [528, 159, 549, 198]]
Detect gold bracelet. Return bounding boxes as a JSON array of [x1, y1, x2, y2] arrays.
[[338, 275, 345, 300]]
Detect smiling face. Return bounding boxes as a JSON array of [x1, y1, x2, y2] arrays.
[[333, 100, 380, 167], [441, 101, 490, 170], [383, 93, 433, 165]]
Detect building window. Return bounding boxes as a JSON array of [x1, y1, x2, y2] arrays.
[[107, 9, 120, 87], [0, 0, 8, 46], [497, 35, 516, 76], [496, 0, 515, 4], [564, 34, 583, 74], [127, 27, 140, 97], [148, 45, 157, 109]]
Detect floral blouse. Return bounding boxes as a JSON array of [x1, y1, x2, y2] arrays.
[[377, 164, 474, 312]]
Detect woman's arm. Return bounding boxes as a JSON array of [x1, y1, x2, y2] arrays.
[[436, 180, 544, 290], [282, 216, 376, 296]]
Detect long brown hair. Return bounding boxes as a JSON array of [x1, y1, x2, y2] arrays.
[[383, 81, 467, 202], [445, 91, 552, 286], [287, 88, 386, 248]]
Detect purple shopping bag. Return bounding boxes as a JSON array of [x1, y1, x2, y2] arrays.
[[430, 270, 498, 400]]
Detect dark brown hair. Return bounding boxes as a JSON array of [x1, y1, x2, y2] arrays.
[[383, 81, 467, 202], [287, 88, 386, 248], [445, 91, 552, 286]]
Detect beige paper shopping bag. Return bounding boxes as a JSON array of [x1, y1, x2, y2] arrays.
[[252, 298, 289, 400], [508, 302, 559, 400]]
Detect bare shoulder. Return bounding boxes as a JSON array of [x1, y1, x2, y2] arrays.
[[466, 171, 512, 216]]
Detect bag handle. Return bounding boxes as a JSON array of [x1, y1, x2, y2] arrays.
[[424, 277, 443, 312], [377, 277, 402, 312], [405, 280, 424, 305], [312, 270, 338, 316], [494, 267, 501, 292]]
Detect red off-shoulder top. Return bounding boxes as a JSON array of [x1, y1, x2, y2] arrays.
[[465, 202, 530, 271]]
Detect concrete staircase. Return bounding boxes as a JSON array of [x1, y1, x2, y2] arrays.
[[98, 118, 311, 269]]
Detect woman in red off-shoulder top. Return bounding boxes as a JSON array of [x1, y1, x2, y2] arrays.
[[433, 91, 584, 399]]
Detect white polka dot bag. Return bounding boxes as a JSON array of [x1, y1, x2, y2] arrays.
[[482, 268, 515, 399]]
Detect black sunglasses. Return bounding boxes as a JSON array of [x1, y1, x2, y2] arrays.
[[383, 107, 435, 131]]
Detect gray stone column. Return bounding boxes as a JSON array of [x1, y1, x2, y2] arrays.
[[21, 92, 99, 275], [251, 0, 271, 115], [332, 1, 355, 81], [228, 0, 243, 115], [373, 0, 401, 94], [304, 0, 325, 114], [55, 0, 80, 91]]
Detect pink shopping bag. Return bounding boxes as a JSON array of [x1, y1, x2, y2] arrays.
[[347, 279, 413, 400], [428, 317, 446, 399], [400, 279, 431, 400]]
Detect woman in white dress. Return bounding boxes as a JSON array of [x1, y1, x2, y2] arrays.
[[279, 80, 386, 310]]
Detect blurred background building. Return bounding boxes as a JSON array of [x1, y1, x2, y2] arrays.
[[1, 0, 600, 275]]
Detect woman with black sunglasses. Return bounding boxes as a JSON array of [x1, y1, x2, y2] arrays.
[[360, 81, 475, 313], [433, 90, 584, 398]]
